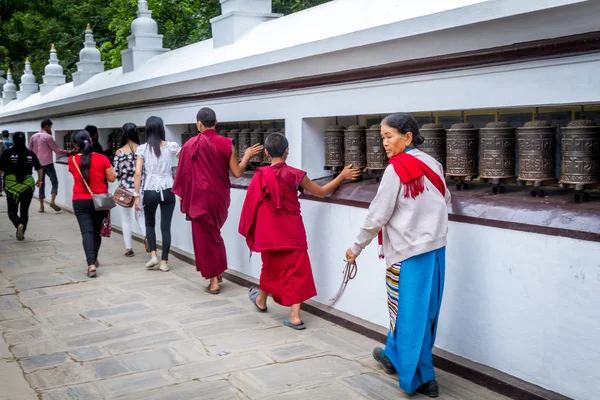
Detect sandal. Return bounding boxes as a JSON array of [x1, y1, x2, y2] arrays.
[[205, 284, 220, 295], [87, 267, 97, 278], [283, 318, 306, 330], [125, 250, 135, 257], [144, 237, 151, 253], [248, 287, 267, 312], [218, 275, 223, 283], [50, 203, 62, 212]]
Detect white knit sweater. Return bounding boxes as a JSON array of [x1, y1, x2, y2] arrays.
[[350, 148, 451, 266]]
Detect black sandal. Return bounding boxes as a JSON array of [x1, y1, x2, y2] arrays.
[[87, 267, 97, 278], [125, 250, 135, 257]]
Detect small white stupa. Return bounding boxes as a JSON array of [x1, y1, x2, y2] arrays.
[[40, 44, 66, 95], [16, 58, 39, 101], [72, 24, 105, 87], [121, 0, 169, 73], [1, 70, 17, 106]]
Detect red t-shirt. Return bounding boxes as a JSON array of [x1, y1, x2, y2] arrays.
[[68, 153, 111, 201]]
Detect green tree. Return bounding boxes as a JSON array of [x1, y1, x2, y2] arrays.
[[0, 0, 332, 83]]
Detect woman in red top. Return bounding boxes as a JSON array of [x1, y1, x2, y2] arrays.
[[68, 130, 116, 277]]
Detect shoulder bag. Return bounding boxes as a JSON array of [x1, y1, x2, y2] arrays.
[[73, 156, 116, 211], [112, 147, 135, 208]]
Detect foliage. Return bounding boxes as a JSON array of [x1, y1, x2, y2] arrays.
[[0, 0, 332, 83]]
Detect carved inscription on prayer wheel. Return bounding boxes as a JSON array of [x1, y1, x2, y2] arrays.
[[366, 124, 388, 170], [250, 128, 265, 163], [446, 123, 478, 178], [419, 123, 446, 170], [226, 129, 240, 158], [517, 120, 556, 182], [324, 125, 345, 169], [238, 129, 252, 162], [344, 125, 367, 169], [560, 119, 600, 185], [479, 121, 516, 179]]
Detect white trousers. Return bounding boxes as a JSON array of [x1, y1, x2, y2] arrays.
[[120, 206, 146, 250]]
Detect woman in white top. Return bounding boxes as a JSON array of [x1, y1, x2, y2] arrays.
[[133, 116, 180, 272], [345, 113, 451, 398]]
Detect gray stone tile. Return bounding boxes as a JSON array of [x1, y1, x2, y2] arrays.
[[12, 274, 73, 291], [82, 303, 148, 319], [0, 317, 39, 333], [263, 343, 329, 363], [66, 327, 140, 347], [20, 352, 70, 371], [342, 373, 408, 399], [25, 363, 97, 390], [170, 351, 274, 381], [12, 338, 68, 358], [184, 313, 279, 338], [201, 326, 306, 353], [105, 331, 187, 355], [266, 383, 369, 399], [125, 380, 242, 400], [120, 348, 184, 371], [69, 346, 105, 362], [90, 357, 130, 379], [98, 370, 174, 398], [42, 384, 104, 400], [0, 359, 38, 400], [228, 356, 369, 397]]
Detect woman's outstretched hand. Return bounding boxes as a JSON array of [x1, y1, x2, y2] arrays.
[[345, 248, 358, 264], [135, 198, 142, 211]]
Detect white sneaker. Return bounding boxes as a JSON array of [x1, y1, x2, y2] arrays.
[[145, 257, 159, 270], [159, 263, 170, 272]]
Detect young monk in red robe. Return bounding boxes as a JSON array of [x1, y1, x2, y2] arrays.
[[172, 107, 262, 294], [239, 133, 360, 329]]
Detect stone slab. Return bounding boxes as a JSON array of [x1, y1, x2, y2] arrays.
[[20, 352, 71, 371], [97, 370, 174, 398], [126, 380, 242, 400], [0, 359, 38, 400], [170, 351, 274, 381]]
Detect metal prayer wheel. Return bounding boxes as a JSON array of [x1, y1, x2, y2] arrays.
[[446, 123, 479, 179], [324, 125, 345, 170], [366, 124, 388, 170], [238, 128, 252, 161], [226, 129, 240, 157], [560, 118, 600, 185], [479, 121, 516, 179], [218, 129, 227, 137], [419, 123, 446, 170], [344, 125, 367, 169], [250, 128, 265, 163], [517, 119, 556, 182]]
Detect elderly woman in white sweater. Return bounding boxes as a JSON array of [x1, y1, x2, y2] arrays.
[[346, 113, 451, 398]]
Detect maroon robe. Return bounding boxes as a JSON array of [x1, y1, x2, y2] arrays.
[[172, 129, 232, 279], [239, 162, 317, 306]]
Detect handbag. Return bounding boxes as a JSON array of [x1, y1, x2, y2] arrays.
[[100, 214, 112, 237], [73, 156, 116, 211], [113, 186, 134, 208]]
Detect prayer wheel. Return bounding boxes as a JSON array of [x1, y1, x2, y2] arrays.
[[446, 123, 479, 182], [560, 118, 600, 185], [479, 121, 516, 179], [517, 119, 556, 183], [324, 125, 345, 170], [344, 125, 367, 169], [218, 129, 227, 137], [238, 128, 252, 162], [250, 128, 265, 163], [419, 123, 446, 170], [366, 124, 388, 170], [227, 129, 240, 158]]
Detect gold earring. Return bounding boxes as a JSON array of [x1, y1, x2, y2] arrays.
[[406, 141, 411, 146]]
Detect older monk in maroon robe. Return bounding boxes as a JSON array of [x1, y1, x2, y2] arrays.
[[172, 107, 262, 294]]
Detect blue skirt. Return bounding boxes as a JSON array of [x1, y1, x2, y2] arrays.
[[384, 247, 446, 394]]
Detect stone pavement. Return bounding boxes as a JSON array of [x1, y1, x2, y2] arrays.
[[0, 201, 510, 400]]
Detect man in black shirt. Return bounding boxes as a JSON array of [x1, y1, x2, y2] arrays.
[[0, 132, 43, 240]]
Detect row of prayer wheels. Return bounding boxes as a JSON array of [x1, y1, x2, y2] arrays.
[[220, 128, 285, 164], [324, 124, 388, 171], [323, 117, 600, 201]]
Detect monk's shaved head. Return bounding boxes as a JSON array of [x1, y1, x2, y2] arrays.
[[265, 133, 288, 158], [196, 107, 217, 128]]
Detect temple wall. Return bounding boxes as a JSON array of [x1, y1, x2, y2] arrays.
[[12, 52, 600, 400]]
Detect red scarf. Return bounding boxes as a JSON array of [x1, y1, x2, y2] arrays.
[[377, 151, 446, 259]]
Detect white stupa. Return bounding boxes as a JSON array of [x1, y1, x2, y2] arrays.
[[121, 0, 169, 73], [1, 70, 17, 106], [16, 58, 39, 101], [40, 44, 66, 95], [72, 24, 105, 87]]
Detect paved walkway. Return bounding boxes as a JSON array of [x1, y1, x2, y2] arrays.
[[0, 201, 509, 400]]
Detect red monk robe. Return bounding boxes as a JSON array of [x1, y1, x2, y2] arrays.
[[239, 162, 317, 306], [172, 129, 232, 279]]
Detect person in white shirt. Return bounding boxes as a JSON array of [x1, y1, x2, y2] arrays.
[[345, 113, 451, 399], [133, 116, 180, 272]]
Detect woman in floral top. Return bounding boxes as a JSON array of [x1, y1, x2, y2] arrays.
[[114, 123, 147, 257]]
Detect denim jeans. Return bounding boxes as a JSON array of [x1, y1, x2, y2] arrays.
[[39, 163, 58, 200]]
